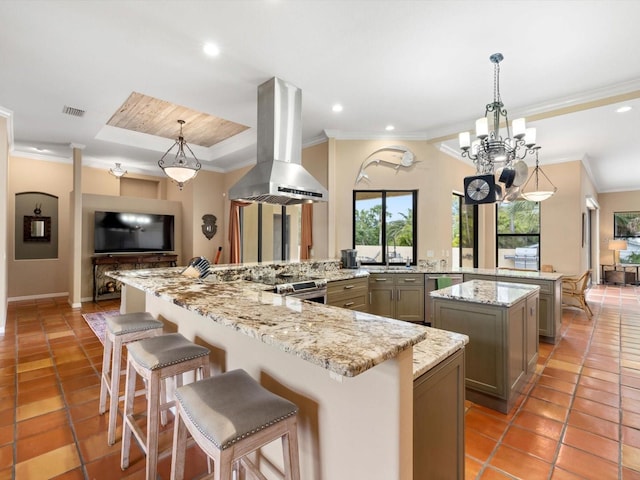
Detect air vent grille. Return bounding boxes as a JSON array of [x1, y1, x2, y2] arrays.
[[62, 105, 86, 117]]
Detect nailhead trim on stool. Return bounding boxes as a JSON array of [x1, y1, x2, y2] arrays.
[[171, 369, 301, 480], [98, 312, 163, 446], [120, 333, 210, 480]]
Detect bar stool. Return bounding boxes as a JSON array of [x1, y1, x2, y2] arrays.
[[170, 369, 300, 480], [98, 312, 163, 445], [121, 333, 211, 480]]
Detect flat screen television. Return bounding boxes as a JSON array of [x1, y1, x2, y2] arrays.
[[94, 211, 175, 253]]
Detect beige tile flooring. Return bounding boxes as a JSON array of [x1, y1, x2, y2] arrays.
[[0, 284, 639, 479]]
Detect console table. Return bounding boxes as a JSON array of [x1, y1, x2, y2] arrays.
[[92, 254, 178, 301], [601, 264, 638, 286]]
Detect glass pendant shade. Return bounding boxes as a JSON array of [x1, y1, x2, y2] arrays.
[[158, 120, 201, 189], [109, 163, 127, 178]]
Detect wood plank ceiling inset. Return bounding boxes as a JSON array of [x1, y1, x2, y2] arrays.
[[106, 92, 250, 148]]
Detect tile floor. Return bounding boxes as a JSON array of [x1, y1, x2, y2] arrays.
[[0, 284, 639, 479]]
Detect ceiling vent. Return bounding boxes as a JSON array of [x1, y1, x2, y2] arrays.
[[62, 105, 86, 117]]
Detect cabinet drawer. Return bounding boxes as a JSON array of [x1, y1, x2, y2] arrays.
[[396, 274, 424, 285], [328, 285, 368, 303], [369, 274, 394, 286], [327, 277, 368, 296], [327, 293, 368, 311]]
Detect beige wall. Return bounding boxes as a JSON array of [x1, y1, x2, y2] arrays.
[[8, 156, 73, 299], [328, 139, 474, 263], [189, 170, 226, 262], [7, 156, 180, 300], [598, 190, 640, 265], [302, 141, 329, 259]]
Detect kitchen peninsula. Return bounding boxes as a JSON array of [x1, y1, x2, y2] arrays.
[[108, 261, 468, 480]]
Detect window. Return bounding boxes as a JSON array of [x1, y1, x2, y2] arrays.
[[452, 194, 478, 268], [353, 190, 417, 265], [496, 201, 540, 270]]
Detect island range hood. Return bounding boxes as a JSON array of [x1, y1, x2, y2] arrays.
[[228, 77, 328, 205]]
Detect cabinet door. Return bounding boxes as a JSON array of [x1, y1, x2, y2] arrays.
[[537, 293, 553, 337], [396, 286, 425, 323], [414, 349, 465, 480], [369, 287, 394, 317], [526, 294, 539, 374]]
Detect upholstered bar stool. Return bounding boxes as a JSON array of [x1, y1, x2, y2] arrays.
[[121, 332, 211, 480], [170, 369, 300, 480], [98, 312, 164, 445]]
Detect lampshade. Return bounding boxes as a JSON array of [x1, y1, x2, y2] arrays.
[[608, 239, 628, 251], [158, 120, 201, 190]]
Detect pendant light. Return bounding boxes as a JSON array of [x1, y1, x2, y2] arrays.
[[520, 147, 557, 202], [158, 119, 201, 189], [109, 163, 127, 178]]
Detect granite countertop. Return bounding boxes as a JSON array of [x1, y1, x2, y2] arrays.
[[108, 268, 468, 378], [363, 265, 563, 281], [430, 279, 540, 307], [412, 329, 468, 380]]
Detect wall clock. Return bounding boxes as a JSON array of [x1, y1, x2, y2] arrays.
[[464, 174, 496, 204]]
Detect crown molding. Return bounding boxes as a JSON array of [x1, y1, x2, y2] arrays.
[[323, 129, 429, 141]]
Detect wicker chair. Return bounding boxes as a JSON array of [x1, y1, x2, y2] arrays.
[[562, 270, 593, 318]]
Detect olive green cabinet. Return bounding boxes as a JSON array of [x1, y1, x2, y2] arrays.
[[433, 291, 539, 414], [326, 277, 369, 312], [369, 273, 424, 322], [414, 348, 465, 480], [463, 272, 561, 344]]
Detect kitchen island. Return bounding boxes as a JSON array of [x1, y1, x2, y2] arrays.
[[108, 265, 467, 480], [431, 280, 539, 414]]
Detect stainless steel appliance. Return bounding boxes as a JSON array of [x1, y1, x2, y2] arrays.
[[341, 249, 358, 269], [229, 77, 329, 205], [257, 275, 327, 303]]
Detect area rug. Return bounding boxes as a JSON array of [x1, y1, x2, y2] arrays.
[[82, 310, 119, 345]]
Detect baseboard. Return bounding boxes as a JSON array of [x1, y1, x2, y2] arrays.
[[8, 292, 68, 303]]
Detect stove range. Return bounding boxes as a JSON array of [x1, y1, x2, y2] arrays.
[[254, 274, 327, 302]]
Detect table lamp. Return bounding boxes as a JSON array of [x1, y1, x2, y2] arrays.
[[608, 239, 628, 265]]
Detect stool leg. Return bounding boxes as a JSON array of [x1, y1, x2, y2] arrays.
[[98, 334, 113, 415], [170, 408, 187, 480], [120, 359, 137, 470], [107, 335, 124, 445], [216, 449, 234, 480], [146, 372, 162, 480], [282, 416, 301, 480]]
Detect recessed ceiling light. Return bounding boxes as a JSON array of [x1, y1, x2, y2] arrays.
[[332, 104, 343, 113], [203, 43, 220, 57], [616, 105, 632, 113], [385, 125, 395, 131]]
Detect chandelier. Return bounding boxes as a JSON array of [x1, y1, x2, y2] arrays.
[[459, 53, 538, 175], [108, 163, 127, 178], [520, 147, 557, 201], [158, 119, 201, 189]]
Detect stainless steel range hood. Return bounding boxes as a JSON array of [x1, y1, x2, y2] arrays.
[[229, 77, 328, 205]]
